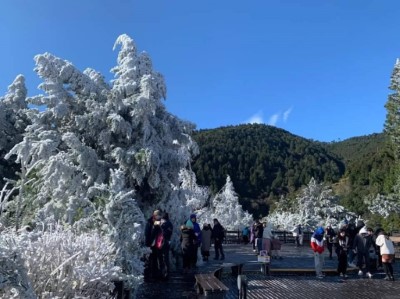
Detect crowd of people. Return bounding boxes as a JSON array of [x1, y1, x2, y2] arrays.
[[310, 220, 396, 280], [144, 211, 396, 282], [144, 210, 226, 280]]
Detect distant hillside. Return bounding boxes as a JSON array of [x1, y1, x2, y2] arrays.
[[321, 133, 388, 163], [192, 124, 345, 217]]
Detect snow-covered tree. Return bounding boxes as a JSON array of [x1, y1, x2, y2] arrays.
[[198, 176, 253, 230], [1, 34, 204, 294], [268, 178, 355, 230], [368, 193, 400, 218]]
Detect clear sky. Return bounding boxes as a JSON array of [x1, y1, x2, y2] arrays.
[[1, 0, 400, 142]]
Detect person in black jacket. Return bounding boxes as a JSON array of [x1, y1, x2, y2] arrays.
[[212, 218, 225, 260], [144, 210, 163, 280], [353, 226, 373, 278], [160, 212, 173, 279], [325, 224, 336, 260], [254, 220, 264, 254]]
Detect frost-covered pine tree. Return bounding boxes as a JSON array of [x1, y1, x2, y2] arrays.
[[268, 178, 355, 230], [1, 34, 204, 295], [199, 176, 253, 230]]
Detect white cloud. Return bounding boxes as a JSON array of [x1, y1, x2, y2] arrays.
[[283, 107, 293, 122], [245, 111, 264, 124], [268, 113, 279, 126]]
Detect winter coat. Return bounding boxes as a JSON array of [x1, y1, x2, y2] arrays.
[[376, 234, 395, 255], [212, 222, 225, 241], [201, 227, 212, 252], [180, 227, 195, 253], [254, 223, 264, 239], [311, 227, 325, 254], [145, 216, 162, 247], [353, 227, 372, 254], [336, 235, 349, 255], [161, 219, 173, 245], [325, 227, 336, 243], [262, 224, 273, 239]]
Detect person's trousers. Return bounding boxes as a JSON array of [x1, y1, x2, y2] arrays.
[[337, 251, 348, 274], [262, 238, 272, 255], [357, 251, 370, 272], [314, 252, 324, 276], [214, 240, 224, 258], [256, 238, 263, 253]]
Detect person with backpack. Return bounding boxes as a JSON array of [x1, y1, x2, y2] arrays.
[[212, 218, 225, 260]]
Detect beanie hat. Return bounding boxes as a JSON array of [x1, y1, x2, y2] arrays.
[[190, 214, 197, 219], [185, 219, 194, 229]]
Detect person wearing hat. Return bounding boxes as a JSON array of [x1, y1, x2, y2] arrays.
[[311, 226, 325, 278]]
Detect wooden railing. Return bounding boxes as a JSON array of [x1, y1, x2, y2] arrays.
[[223, 230, 313, 244]]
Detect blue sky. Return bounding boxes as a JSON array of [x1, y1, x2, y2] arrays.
[[1, 0, 400, 142]]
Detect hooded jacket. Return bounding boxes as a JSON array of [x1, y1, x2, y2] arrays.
[[311, 227, 325, 254], [353, 226, 372, 253]]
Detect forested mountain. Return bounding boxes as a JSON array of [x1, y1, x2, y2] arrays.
[[192, 124, 345, 217], [192, 125, 394, 218]]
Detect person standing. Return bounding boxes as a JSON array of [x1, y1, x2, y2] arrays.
[[180, 224, 196, 274], [212, 218, 225, 260], [353, 226, 373, 278], [325, 224, 336, 260], [336, 229, 349, 278], [375, 229, 396, 281], [186, 214, 202, 267], [292, 224, 303, 247], [250, 222, 257, 252], [262, 221, 273, 256], [242, 226, 250, 245], [254, 220, 264, 254], [160, 212, 173, 279], [201, 224, 212, 261], [144, 210, 163, 280], [311, 226, 325, 279]]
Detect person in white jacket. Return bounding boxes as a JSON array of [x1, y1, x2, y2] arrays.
[[375, 230, 395, 281]]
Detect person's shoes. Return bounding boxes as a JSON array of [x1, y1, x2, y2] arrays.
[[366, 272, 372, 278], [220, 256, 225, 260], [384, 275, 391, 281], [358, 270, 363, 276], [391, 275, 395, 281], [339, 273, 344, 277], [344, 274, 348, 278], [317, 275, 324, 279], [348, 262, 356, 268], [253, 249, 256, 252]]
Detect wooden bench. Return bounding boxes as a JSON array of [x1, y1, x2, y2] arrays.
[[194, 268, 229, 298]]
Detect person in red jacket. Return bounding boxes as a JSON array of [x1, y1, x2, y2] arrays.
[[311, 226, 325, 278]]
